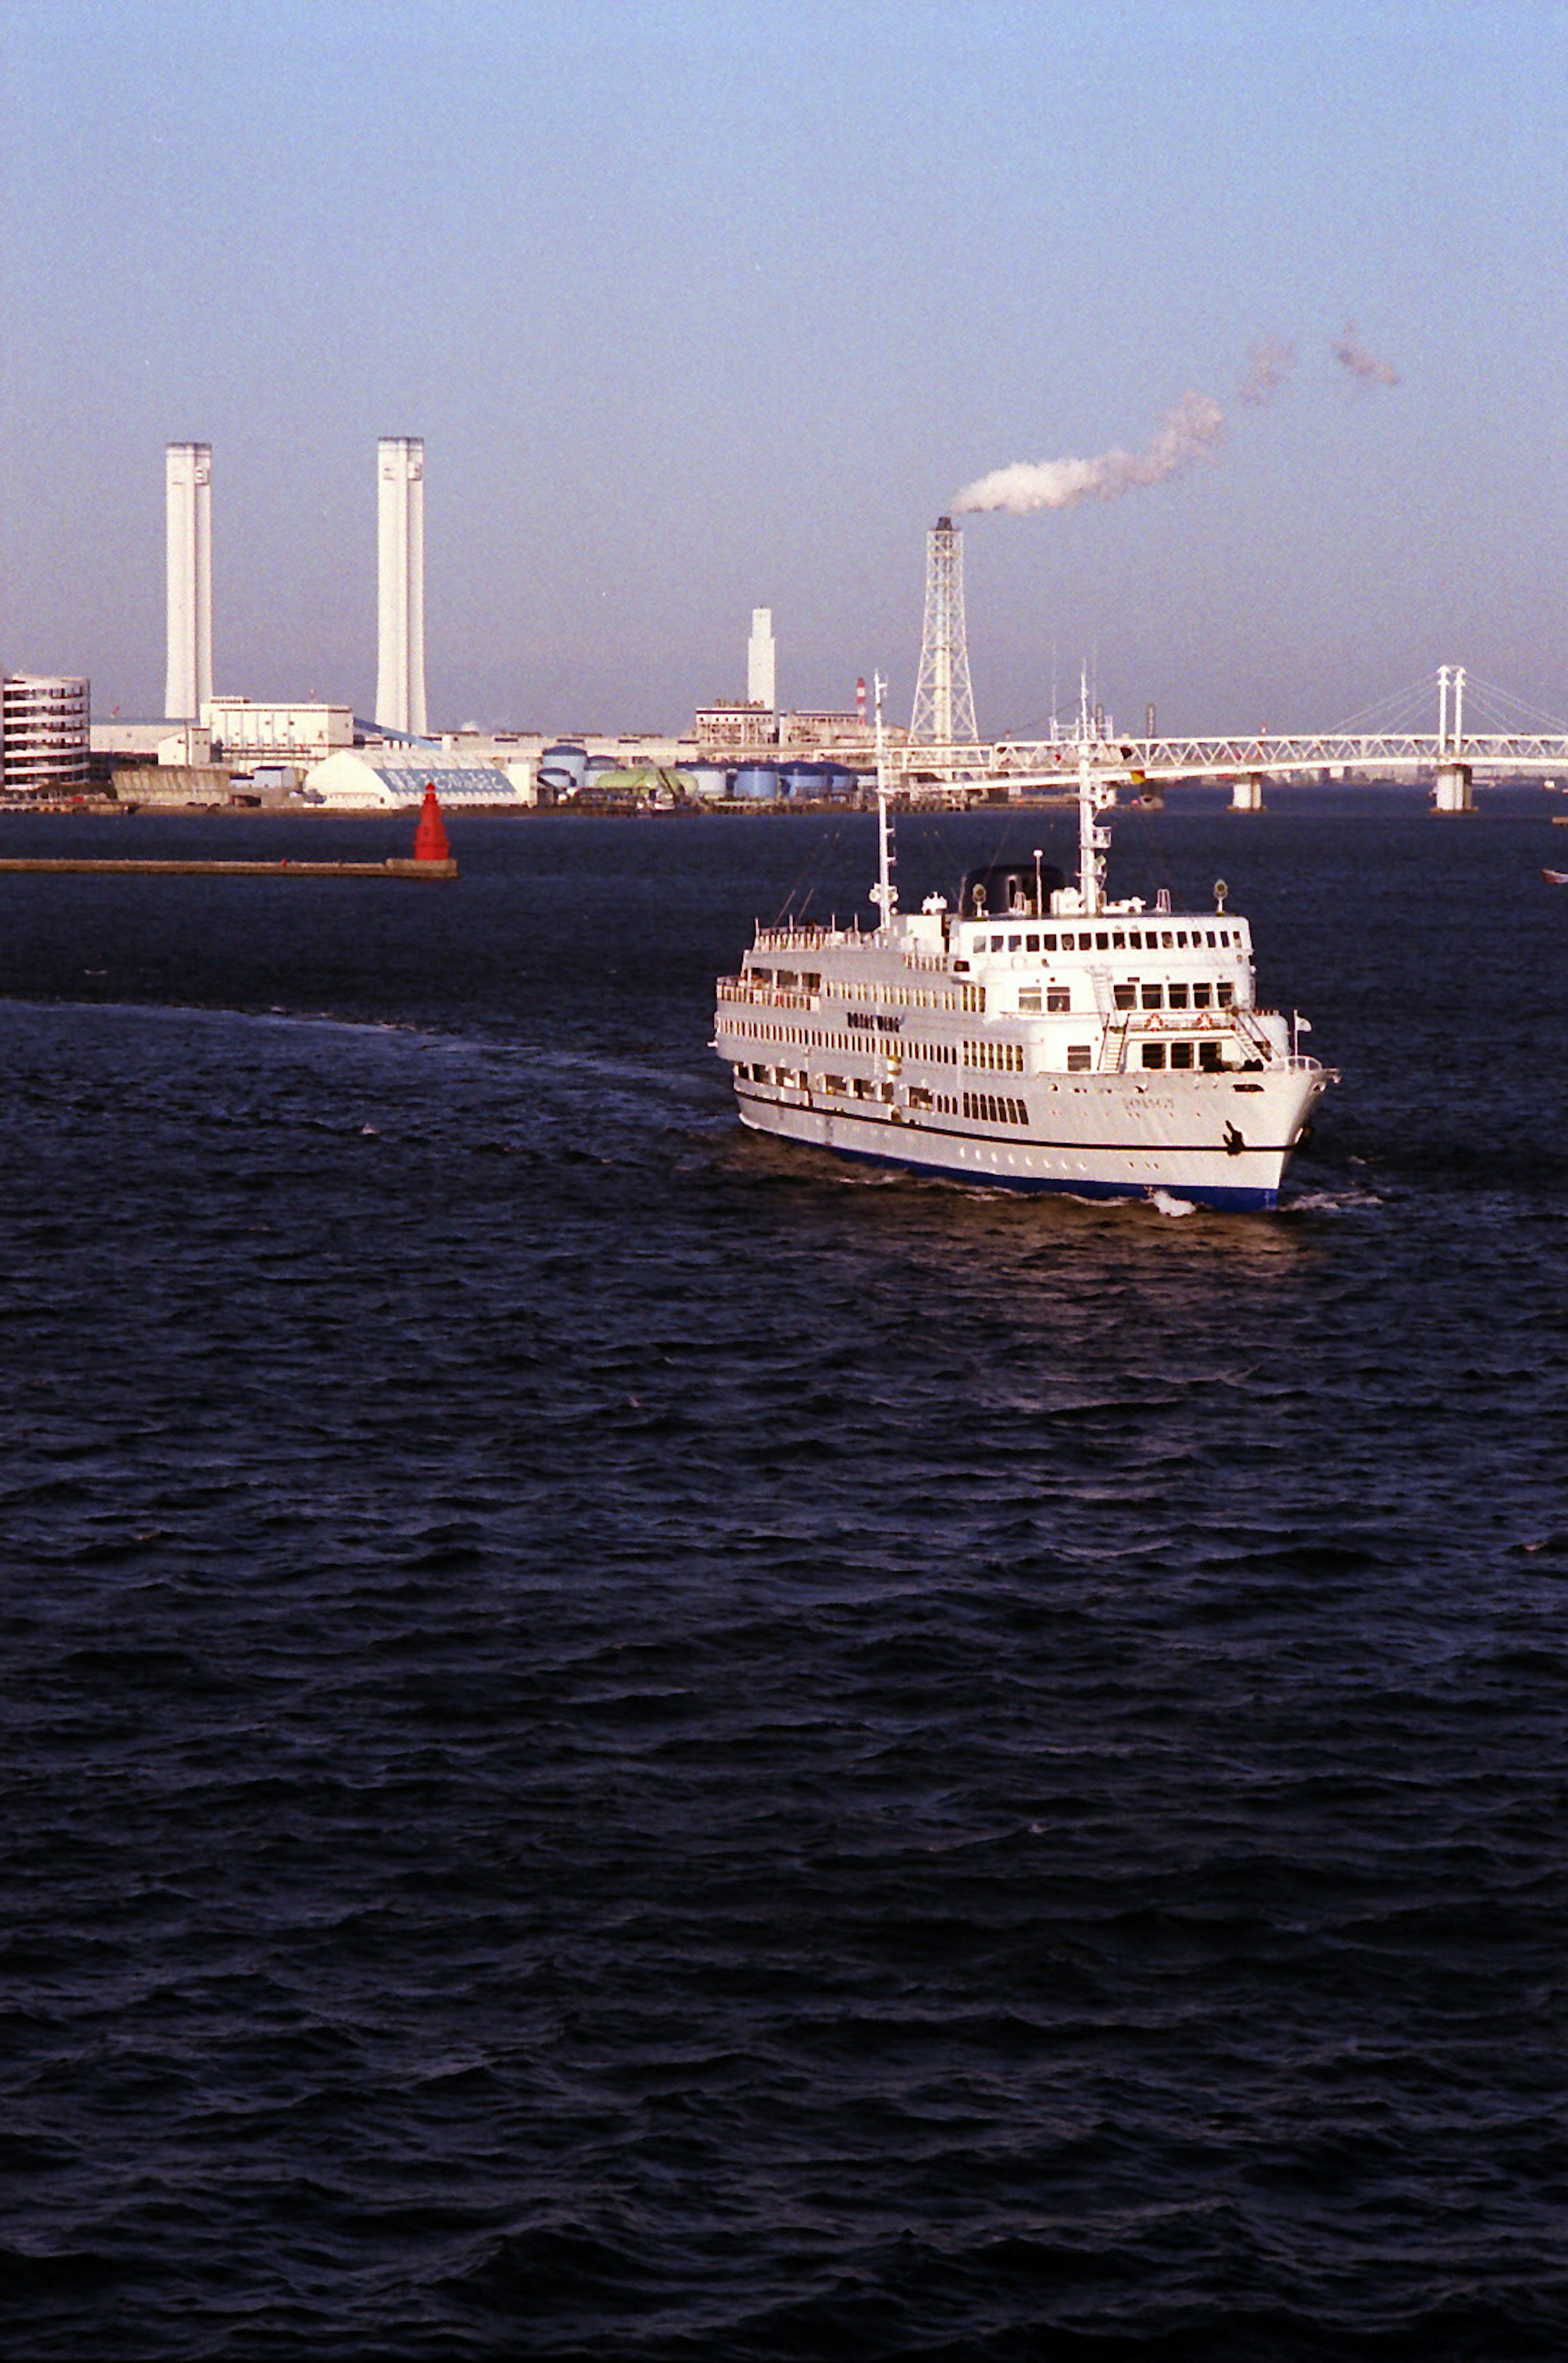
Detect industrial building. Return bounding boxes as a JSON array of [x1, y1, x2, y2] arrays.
[[694, 699, 777, 749], [165, 442, 213, 721], [203, 698, 353, 765], [304, 751, 532, 809], [2, 674, 91, 797]]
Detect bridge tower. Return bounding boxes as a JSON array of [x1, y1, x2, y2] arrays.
[[1434, 663, 1473, 811], [910, 516, 978, 746]]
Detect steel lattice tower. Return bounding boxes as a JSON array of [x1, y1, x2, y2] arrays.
[[909, 514, 978, 746]]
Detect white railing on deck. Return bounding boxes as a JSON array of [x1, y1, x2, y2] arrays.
[[753, 925, 867, 951]]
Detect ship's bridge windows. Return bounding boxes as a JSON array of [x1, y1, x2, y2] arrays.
[[1041, 934, 1057, 950], [1047, 986, 1070, 1012], [1199, 1040, 1224, 1071], [1169, 1042, 1194, 1069], [1018, 987, 1041, 1013], [1026, 933, 1040, 951], [1141, 983, 1163, 1010], [1096, 931, 1109, 949], [1142, 1042, 1166, 1069], [751, 967, 772, 983], [1168, 983, 1189, 1010], [1114, 983, 1137, 1011], [1216, 982, 1235, 1007], [1193, 982, 1212, 1009], [1067, 1045, 1092, 1072], [1008, 934, 1021, 950], [1112, 932, 1126, 949], [802, 971, 820, 990]]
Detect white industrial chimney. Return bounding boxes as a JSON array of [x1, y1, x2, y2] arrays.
[[165, 443, 212, 722], [747, 606, 776, 713], [376, 436, 427, 736]]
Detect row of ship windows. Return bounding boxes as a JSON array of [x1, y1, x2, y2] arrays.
[[731, 1022, 962, 1058], [1115, 980, 1234, 1011], [740, 1065, 1029, 1126], [1144, 1041, 1227, 1070], [748, 967, 951, 1011], [739, 1047, 1240, 1095], [962, 1092, 1029, 1126], [727, 997, 1231, 1060], [740, 973, 1236, 1022], [727, 1024, 1033, 1076], [967, 1041, 1025, 1071], [975, 926, 1237, 954], [748, 971, 987, 1015]]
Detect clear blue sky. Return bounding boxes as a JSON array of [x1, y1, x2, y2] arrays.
[[2, 0, 1563, 735]]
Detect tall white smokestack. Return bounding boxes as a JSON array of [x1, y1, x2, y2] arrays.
[[165, 442, 212, 721], [747, 606, 776, 712], [376, 436, 427, 736]]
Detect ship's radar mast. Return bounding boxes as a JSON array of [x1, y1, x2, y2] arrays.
[[871, 670, 897, 930], [1075, 664, 1116, 915]]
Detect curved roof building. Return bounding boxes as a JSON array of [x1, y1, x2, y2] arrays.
[[305, 751, 533, 809]]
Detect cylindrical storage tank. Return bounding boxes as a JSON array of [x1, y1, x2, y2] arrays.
[[780, 762, 824, 801], [686, 762, 728, 802], [583, 753, 620, 780], [536, 766, 577, 798], [541, 741, 588, 787], [731, 765, 781, 802], [826, 766, 857, 799]]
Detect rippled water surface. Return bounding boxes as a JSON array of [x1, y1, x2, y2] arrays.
[[2, 799, 1566, 2359]]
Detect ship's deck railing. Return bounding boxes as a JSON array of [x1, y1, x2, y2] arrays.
[[716, 978, 821, 1009], [753, 925, 869, 951]]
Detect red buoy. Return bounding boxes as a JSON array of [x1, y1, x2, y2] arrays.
[[413, 785, 450, 863]]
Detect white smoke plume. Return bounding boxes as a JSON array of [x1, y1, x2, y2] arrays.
[[953, 390, 1225, 517], [1237, 336, 1296, 405], [1334, 322, 1400, 388]]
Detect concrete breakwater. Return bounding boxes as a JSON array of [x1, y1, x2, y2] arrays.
[[0, 856, 459, 879]]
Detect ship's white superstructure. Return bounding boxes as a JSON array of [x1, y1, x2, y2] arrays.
[[713, 683, 1334, 1211]]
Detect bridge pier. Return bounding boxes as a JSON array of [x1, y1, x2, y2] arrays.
[[1432, 761, 1474, 813], [1230, 773, 1265, 812]]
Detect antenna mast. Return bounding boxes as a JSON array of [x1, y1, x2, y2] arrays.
[[910, 516, 978, 747], [872, 671, 896, 932], [1076, 662, 1114, 914]]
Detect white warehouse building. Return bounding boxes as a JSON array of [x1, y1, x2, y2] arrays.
[[304, 751, 535, 809], [203, 698, 354, 764]]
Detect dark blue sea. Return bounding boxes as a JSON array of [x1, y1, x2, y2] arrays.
[[2, 793, 1566, 2361]]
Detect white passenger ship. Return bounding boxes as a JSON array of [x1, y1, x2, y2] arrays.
[[714, 692, 1335, 1211]]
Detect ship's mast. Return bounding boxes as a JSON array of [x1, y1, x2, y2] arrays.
[[872, 670, 896, 933], [1075, 663, 1113, 915]]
